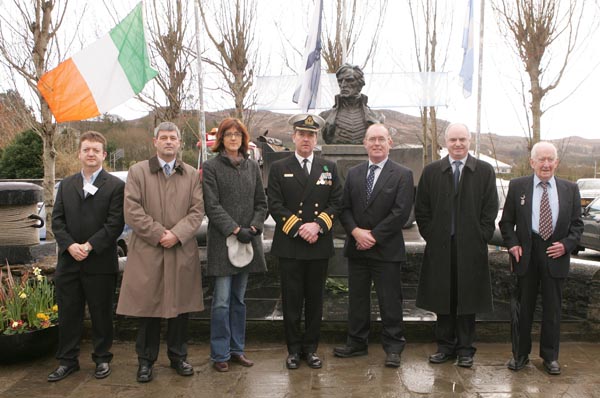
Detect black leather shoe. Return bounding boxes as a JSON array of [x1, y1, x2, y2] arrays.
[[428, 352, 456, 364], [47, 364, 80, 382], [286, 353, 300, 370], [507, 356, 529, 371], [170, 360, 194, 376], [94, 362, 111, 379], [136, 364, 153, 383], [457, 356, 474, 368], [543, 360, 561, 375], [304, 352, 322, 369], [384, 352, 401, 368], [333, 345, 368, 358]]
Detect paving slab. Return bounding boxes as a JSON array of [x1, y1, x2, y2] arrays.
[[1, 341, 600, 398]]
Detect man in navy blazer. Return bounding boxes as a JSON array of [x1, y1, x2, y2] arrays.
[[49, 131, 125, 382], [500, 141, 583, 375], [333, 124, 414, 368]]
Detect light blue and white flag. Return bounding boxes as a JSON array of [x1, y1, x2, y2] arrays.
[[459, 0, 474, 98], [292, 0, 323, 111]]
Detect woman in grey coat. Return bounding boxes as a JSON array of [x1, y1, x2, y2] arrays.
[[202, 118, 267, 372]]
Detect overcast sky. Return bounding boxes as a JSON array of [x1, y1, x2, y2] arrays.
[[4, 0, 600, 140]]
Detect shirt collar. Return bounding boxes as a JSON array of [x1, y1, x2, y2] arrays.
[[449, 155, 468, 166], [534, 174, 556, 188], [295, 152, 314, 164], [81, 167, 102, 184], [368, 157, 388, 169], [157, 156, 176, 170]]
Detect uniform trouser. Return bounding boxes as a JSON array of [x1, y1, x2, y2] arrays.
[[279, 257, 329, 355], [436, 236, 477, 358], [135, 313, 189, 366], [516, 233, 563, 361], [346, 258, 406, 354], [55, 270, 116, 366]]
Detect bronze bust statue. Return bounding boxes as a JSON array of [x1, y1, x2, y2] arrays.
[[320, 64, 384, 144]]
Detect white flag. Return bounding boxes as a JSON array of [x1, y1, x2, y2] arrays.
[[459, 0, 474, 98], [292, 0, 323, 112]]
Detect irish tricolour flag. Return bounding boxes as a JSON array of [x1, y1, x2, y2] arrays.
[[38, 3, 157, 123]]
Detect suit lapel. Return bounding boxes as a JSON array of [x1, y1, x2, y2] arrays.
[[356, 162, 369, 208], [553, 178, 569, 239], [367, 161, 393, 206], [521, 176, 534, 235], [286, 156, 307, 187], [71, 173, 85, 200]]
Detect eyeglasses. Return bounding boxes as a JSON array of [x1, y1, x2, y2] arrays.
[[366, 136, 388, 144], [224, 132, 242, 138]]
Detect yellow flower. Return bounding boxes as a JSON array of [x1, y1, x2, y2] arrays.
[[52, 304, 58, 312], [36, 274, 44, 282], [19, 292, 27, 299], [36, 312, 50, 321], [33, 267, 42, 276]]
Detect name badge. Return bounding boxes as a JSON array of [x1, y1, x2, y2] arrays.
[[284, 173, 294, 178], [84, 182, 98, 196]]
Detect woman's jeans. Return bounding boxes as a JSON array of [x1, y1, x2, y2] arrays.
[[210, 272, 249, 362]]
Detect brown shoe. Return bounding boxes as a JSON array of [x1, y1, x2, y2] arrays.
[[231, 354, 254, 367], [213, 361, 229, 372]]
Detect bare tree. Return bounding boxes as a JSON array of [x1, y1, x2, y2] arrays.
[[407, 0, 453, 164], [0, 0, 71, 239], [493, 0, 587, 149], [199, 0, 258, 123], [140, 0, 196, 123], [321, 0, 388, 73]]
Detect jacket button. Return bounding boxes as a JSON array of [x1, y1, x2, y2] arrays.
[[299, 202, 303, 206], [298, 210, 303, 214], [315, 203, 319, 207]]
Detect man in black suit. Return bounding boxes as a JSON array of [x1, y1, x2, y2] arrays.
[[333, 124, 414, 368], [49, 131, 125, 382], [500, 141, 583, 375], [267, 113, 343, 370]]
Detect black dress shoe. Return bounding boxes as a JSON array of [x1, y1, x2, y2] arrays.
[[543, 360, 561, 375], [94, 362, 111, 379], [304, 352, 322, 369], [428, 352, 456, 364], [170, 360, 194, 376], [286, 353, 300, 370], [384, 352, 401, 368], [136, 364, 153, 383], [457, 356, 474, 368], [507, 356, 529, 371], [333, 345, 368, 358], [47, 364, 80, 382]]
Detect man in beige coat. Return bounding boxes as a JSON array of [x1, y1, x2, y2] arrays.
[[117, 121, 204, 383]]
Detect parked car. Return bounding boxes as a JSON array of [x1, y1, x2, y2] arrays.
[[577, 178, 600, 208], [574, 196, 600, 254]]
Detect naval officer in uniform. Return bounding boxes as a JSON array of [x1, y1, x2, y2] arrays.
[[267, 113, 343, 370]]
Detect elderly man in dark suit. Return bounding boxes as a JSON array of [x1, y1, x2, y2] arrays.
[[49, 131, 125, 382], [333, 124, 414, 368], [500, 141, 583, 375], [267, 113, 343, 370], [415, 122, 498, 368]]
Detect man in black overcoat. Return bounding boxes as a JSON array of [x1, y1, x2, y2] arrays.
[[267, 113, 343, 370], [415, 122, 498, 368], [333, 124, 414, 368], [49, 131, 125, 382], [500, 141, 582, 375]]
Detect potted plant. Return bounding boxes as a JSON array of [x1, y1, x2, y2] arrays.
[[0, 262, 59, 363]]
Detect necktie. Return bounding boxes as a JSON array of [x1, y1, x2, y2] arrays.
[[164, 163, 171, 177], [366, 165, 378, 202], [302, 158, 309, 176], [539, 181, 553, 240], [453, 160, 461, 192]]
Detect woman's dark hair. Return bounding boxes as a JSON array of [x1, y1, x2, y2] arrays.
[[211, 117, 250, 154]]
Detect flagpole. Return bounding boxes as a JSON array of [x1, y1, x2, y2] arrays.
[[194, 0, 207, 169], [475, 0, 485, 158]]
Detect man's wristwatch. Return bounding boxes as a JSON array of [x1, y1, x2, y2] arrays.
[[84, 244, 91, 253]]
